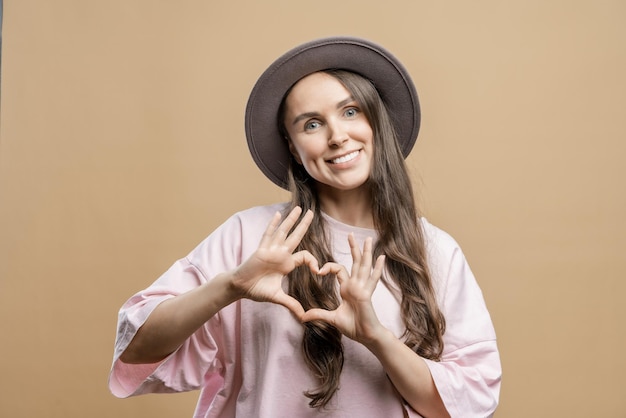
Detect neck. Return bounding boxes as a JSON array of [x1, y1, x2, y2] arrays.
[[317, 185, 375, 229]]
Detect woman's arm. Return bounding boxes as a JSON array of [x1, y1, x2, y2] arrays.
[[302, 231, 501, 417], [120, 207, 318, 364], [119, 271, 240, 364], [301, 234, 449, 417], [363, 327, 449, 417]]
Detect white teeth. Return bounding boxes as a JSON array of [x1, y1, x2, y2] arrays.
[[330, 151, 359, 164]]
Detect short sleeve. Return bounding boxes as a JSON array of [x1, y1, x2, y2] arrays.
[[421, 221, 502, 417], [108, 211, 250, 398]]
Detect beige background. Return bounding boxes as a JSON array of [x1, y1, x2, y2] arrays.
[[1, 1, 624, 417]]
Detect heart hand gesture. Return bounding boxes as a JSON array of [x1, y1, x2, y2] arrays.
[[301, 234, 386, 344]]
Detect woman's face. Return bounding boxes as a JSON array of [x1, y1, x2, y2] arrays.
[[283, 72, 374, 194]]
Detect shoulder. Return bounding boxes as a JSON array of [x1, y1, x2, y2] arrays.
[[202, 202, 289, 242], [185, 202, 289, 272], [419, 217, 472, 296], [420, 217, 462, 256]]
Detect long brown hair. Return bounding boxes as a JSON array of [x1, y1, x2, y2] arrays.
[[278, 70, 446, 409]]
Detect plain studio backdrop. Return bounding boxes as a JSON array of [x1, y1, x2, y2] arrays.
[[1, 1, 624, 417]]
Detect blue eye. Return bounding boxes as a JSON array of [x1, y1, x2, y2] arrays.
[[344, 107, 358, 117], [304, 120, 321, 131]]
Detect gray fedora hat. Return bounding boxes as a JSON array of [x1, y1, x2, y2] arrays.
[[245, 36, 420, 189]]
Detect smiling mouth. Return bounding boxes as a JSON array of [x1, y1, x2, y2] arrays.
[[328, 151, 359, 164]]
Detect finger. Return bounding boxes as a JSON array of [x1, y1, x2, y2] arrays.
[[292, 250, 320, 273], [347, 233, 362, 269], [273, 206, 303, 241], [319, 262, 349, 283], [259, 211, 282, 247], [357, 237, 374, 278], [284, 209, 313, 251], [301, 307, 336, 325], [371, 255, 386, 283]]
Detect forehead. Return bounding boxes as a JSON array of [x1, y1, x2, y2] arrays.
[[284, 72, 350, 109], [291, 71, 337, 89]]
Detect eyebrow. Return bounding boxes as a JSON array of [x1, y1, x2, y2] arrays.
[[291, 96, 355, 126]]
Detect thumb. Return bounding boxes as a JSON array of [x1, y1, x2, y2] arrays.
[[301, 308, 336, 325]]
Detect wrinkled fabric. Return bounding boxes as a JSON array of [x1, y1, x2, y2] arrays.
[[109, 204, 501, 417]]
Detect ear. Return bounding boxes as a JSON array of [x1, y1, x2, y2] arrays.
[[287, 138, 303, 165]]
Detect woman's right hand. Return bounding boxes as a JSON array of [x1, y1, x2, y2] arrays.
[[120, 206, 316, 364], [230, 206, 319, 319]]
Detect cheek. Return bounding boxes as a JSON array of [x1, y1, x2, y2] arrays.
[[291, 138, 326, 161], [288, 141, 302, 164], [357, 123, 374, 142]]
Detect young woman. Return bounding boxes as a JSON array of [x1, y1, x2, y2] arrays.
[[109, 37, 501, 417]]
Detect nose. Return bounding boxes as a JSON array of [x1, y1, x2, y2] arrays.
[[327, 121, 348, 147]]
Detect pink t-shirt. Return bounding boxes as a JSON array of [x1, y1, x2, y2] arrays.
[[109, 204, 501, 417]]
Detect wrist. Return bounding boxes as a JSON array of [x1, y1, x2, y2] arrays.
[[361, 326, 397, 355], [228, 266, 251, 300], [207, 271, 245, 308]]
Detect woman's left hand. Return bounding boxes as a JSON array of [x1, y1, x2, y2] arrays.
[[301, 234, 386, 344]]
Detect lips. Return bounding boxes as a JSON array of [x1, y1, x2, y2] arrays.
[[328, 150, 359, 164]]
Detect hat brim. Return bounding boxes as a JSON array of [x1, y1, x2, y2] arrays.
[[245, 36, 420, 189]]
